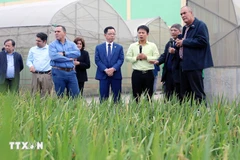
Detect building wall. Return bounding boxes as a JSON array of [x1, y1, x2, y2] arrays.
[[106, 0, 182, 25]]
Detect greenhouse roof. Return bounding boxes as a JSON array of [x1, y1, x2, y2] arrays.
[[125, 17, 165, 36], [233, 0, 240, 24], [0, 0, 78, 28]]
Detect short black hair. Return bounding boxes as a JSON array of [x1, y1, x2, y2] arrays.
[[137, 25, 149, 34], [104, 26, 115, 34], [36, 32, 48, 41], [56, 25, 66, 32], [4, 39, 15, 47]]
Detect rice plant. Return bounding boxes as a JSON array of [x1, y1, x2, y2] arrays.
[[0, 92, 239, 160]]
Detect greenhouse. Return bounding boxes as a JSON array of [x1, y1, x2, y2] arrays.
[[188, 0, 240, 100], [0, 0, 170, 94]]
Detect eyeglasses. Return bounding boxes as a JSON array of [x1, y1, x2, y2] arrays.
[[106, 33, 116, 36], [55, 31, 61, 33]]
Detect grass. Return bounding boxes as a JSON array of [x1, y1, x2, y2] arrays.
[[0, 92, 239, 160]]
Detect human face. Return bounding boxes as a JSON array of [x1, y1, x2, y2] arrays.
[[170, 28, 181, 39], [104, 29, 115, 43], [4, 41, 14, 53], [76, 40, 82, 50], [180, 7, 194, 25], [137, 29, 148, 42], [36, 37, 46, 48], [55, 27, 66, 41]]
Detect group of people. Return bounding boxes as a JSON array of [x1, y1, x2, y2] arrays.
[[0, 6, 213, 105], [150, 6, 213, 104], [0, 25, 90, 99]]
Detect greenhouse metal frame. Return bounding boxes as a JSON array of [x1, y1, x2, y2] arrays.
[[0, 0, 170, 94]]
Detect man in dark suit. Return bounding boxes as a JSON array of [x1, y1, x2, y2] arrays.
[[0, 39, 24, 93], [150, 24, 182, 100], [95, 26, 124, 103], [176, 6, 214, 103]]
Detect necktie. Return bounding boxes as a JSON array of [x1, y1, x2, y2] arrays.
[[107, 43, 112, 61], [179, 27, 190, 59]]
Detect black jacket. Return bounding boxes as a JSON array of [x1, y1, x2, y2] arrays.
[[75, 50, 90, 82], [0, 51, 24, 84], [157, 41, 181, 83], [181, 18, 214, 71]]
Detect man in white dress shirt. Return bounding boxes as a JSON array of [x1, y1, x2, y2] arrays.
[[26, 32, 53, 96]]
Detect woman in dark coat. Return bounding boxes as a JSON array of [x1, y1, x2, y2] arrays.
[[73, 37, 90, 95]]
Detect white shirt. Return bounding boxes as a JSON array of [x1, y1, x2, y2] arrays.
[[105, 42, 113, 55], [26, 45, 51, 71]]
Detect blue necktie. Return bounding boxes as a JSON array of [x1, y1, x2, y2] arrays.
[[107, 43, 112, 61]]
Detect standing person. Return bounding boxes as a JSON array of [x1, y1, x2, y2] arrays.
[[0, 39, 24, 93], [73, 37, 90, 96], [126, 25, 159, 103], [26, 32, 53, 97], [49, 25, 80, 98], [153, 64, 160, 94], [150, 24, 182, 100], [176, 6, 213, 103], [95, 26, 124, 103]]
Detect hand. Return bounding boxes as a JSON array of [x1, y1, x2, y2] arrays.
[[176, 39, 183, 47], [148, 60, 159, 65], [137, 53, 147, 60], [58, 52, 64, 56], [169, 47, 175, 54], [29, 66, 35, 72], [73, 60, 80, 65], [105, 68, 115, 76], [104, 69, 111, 76]]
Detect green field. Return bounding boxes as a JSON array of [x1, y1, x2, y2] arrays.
[[0, 92, 239, 160]]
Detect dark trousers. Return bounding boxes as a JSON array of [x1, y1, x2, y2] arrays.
[[78, 82, 85, 96], [0, 78, 19, 93], [180, 69, 205, 104], [164, 71, 180, 100], [131, 70, 154, 103], [99, 77, 122, 103]]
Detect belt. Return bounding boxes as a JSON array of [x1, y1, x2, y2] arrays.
[[34, 70, 51, 74], [52, 67, 74, 72], [6, 78, 14, 81], [133, 69, 153, 74]]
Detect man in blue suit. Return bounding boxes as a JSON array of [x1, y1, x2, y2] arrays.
[[95, 26, 124, 103]]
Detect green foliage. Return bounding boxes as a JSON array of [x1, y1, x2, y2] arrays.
[[0, 93, 239, 160]]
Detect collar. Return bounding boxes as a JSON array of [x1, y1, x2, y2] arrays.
[[6, 51, 14, 55], [185, 18, 197, 29], [138, 40, 149, 45], [106, 42, 113, 46], [37, 44, 48, 49], [58, 39, 67, 45]]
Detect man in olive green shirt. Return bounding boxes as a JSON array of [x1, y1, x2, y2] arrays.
[[126, 25, 159, 103]]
